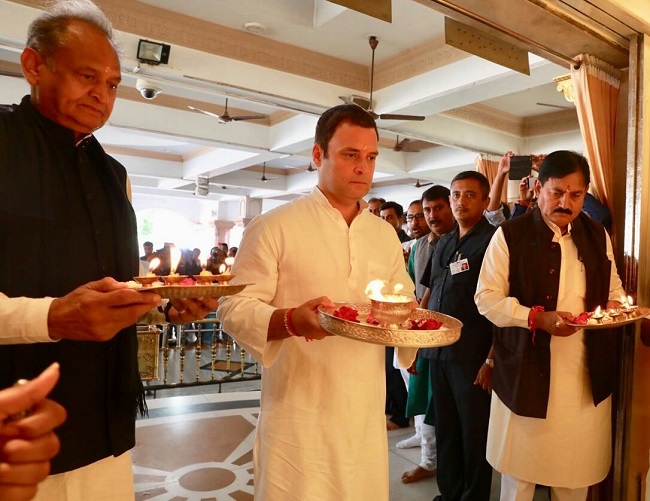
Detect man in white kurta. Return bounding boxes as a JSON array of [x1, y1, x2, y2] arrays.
[[217, 105, 414, 500], [475, 151, 625, 501]]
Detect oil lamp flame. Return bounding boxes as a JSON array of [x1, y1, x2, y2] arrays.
[[364, 280, 410, 303], [170, 246, 182, 274], [219, 264, 226, 274], [365, 280, 387, 299], [592, 305, 604, 319], [148, 257, 160, 272]]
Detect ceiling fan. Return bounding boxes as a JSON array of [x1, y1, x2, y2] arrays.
[[306, 163, 316, 172], [414, 179, 433, 188], [260, 162, 278, 182], [188, 98, 267, 123], [393, 135, 420, 152], [339, 36, 425, 122]]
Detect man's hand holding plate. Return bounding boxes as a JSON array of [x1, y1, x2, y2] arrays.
[[47, 277, 162, 342]]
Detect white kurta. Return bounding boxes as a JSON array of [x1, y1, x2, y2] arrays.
[[217, 188, 414, 500], [475, 218, 624, 488]]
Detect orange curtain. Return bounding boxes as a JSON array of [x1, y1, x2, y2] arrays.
[[571, 54, 620, 240], [475, 154, 506, 203]]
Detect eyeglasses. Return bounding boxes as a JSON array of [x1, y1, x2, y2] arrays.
[[406, 214, 425, 221]]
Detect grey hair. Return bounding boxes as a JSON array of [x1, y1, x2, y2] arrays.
[[26, 0, 122, 61]]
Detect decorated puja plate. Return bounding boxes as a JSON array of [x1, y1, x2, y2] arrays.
[[318, 302, 462, 348], [134, 283, 250, 299], [565, 306, 650, 330]]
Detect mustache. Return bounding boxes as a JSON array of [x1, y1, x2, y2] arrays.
[[553, 208, 572, 215]]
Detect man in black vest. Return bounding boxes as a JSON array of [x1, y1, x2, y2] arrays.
[[0, 1, 217, 498], [420, 171, 496, 501], [475, 151, 625, 501]]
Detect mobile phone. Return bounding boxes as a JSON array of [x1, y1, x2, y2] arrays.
[[509, 155, 532, 180], [528, 177, 536, 190]]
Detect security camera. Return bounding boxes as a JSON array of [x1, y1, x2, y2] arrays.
[[135, 78, 162, 100]]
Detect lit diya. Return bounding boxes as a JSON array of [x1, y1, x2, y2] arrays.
[[162, 246, 187, 285], [364, 280, 414, 327], [621, 295, 638, 314], [133, 257, 162, 286], [195, 259, 217, 284], [215, 257, 235, 284], [591, 305, 605, 323]]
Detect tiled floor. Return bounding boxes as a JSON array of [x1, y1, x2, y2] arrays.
[[132, 385, 551, 500]]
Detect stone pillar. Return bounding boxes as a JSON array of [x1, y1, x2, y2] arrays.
[[213, 220, 235, 246]]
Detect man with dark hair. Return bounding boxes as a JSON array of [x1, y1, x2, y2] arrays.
[[380, 201, 411, 243], [140, 241, 154, 261], [367, 196, 386, 216], [218, 104, 414, 499], [406, 199, 430, 240], [475, 150, 625, 500], [399, 185, 455, 484], [420, 171, 496, 500], [0, 1, 216, 497]]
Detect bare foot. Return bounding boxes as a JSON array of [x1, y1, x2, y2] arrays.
[[401, 466, 437, 484], [386, 419, 404, 431]]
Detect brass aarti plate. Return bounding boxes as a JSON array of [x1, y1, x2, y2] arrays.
[[137, 283, 250, 299], [318, 302, 462, 348], [565, 306, 650, 330]]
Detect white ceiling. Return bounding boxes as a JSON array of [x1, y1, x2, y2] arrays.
[[0, 0, 641, 209]]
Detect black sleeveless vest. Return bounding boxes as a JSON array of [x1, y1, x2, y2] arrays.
[[0, 97, 143, 473], [493, 208, 615, 418]]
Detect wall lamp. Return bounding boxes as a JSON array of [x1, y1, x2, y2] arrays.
[[137, 39, 170, 65]]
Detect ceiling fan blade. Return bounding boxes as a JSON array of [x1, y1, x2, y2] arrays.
[[339, 96, 357, 106], [231, 114, 268, 121], [379, 113, 425, 121], [187, 105, 225, 121], [0, 69, 23, 78], [536, 102, 572, 109], [415, 180, 433, 188]]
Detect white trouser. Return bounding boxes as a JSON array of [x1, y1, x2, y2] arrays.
[[418, 417, 437, 471], [500, 473, 588, 501], [34, 452, 134, 501]]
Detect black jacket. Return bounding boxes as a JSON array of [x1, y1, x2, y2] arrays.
[[420, 217, 496, 366], [0, 96, 143, 473], [493, 208, 615, 418]]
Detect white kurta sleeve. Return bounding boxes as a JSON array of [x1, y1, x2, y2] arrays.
[[0, 294, 56, 343], [217, 217, 282, 367], [605, 234, 626, 301], [474, 227, 530, 329]]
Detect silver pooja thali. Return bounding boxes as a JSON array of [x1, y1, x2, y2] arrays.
[[318, 302, 463, 348]]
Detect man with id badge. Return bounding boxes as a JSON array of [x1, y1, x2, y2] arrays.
[[419, 171, 496, 501]]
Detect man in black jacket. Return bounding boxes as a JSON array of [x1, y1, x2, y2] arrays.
[[0, 1, 216, 498], [475, 151, 625, 500], [420, 171, 495, 501]]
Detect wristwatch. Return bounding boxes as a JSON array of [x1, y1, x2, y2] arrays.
[[485, 358, 494, 368]]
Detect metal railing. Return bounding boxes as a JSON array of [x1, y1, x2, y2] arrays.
[[136, 317, 261, 397]]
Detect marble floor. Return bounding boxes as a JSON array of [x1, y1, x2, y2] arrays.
[[132, 385, 551, 501]]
